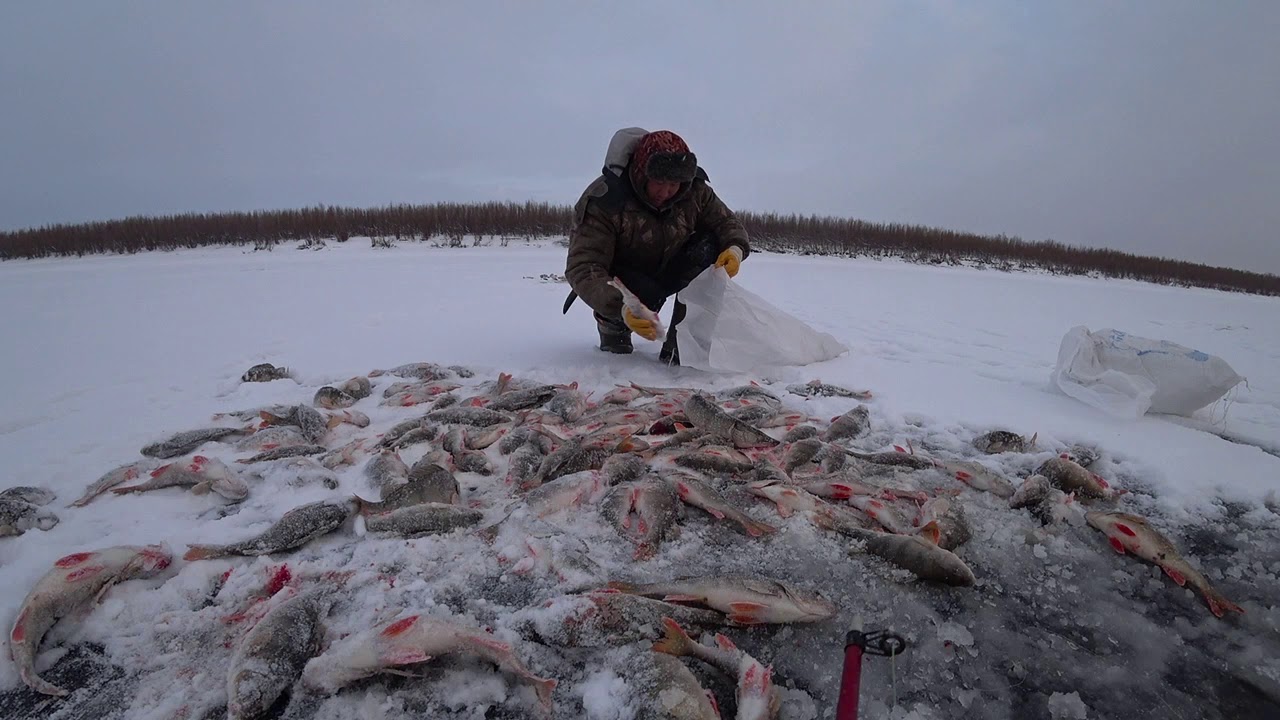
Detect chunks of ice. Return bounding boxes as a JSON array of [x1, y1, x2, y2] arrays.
[[1048, 690, 1089, 719]]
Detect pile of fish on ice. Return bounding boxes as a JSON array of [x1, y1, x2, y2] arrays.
[[2, 360, 1264, 720]]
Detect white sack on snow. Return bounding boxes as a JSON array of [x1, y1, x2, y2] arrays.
[[675, 265, 848, 373], [1050, 325, 1245, 419]]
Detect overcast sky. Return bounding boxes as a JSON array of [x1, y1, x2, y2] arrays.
[[2, 2, 1277, 274]]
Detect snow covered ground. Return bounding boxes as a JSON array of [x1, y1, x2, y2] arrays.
[[1, 238, 1277, 720]]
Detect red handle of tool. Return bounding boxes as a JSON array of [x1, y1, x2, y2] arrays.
[[835, 643, 864, 720]]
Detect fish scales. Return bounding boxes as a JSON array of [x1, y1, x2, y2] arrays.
[[363, 502, 483, 537], [226, 588, 330, 719], [683, 393, 779, 449], [141, 427, 250, 459], [183, 500, 354, 560], [823, 405, 871, 442], [427, 406, 514, 427]]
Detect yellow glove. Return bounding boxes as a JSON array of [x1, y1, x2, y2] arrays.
[[623, 308, 659, 341], [715, 246, 743, 278]]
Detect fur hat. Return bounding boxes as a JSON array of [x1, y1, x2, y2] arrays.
[[629, 130, 698, 188]]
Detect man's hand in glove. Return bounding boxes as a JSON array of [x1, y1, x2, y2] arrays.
[[715, 245, 744, 278], [623, 308, 659, 341]]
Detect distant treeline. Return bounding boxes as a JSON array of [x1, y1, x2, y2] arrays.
[[1, 200, 1276, 296]]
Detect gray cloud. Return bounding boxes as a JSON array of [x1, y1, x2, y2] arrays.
[[2, 2, 1277, 274]]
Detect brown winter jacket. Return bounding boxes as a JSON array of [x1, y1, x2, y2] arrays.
[[563, 167, 751, 321]]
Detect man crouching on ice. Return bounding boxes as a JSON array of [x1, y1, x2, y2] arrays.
[[562, 127, 751, 366]]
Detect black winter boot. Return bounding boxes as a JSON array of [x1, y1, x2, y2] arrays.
[[596, 314, 633, 354], [659, 300, 686, 366], [659, 330, 679, 366]]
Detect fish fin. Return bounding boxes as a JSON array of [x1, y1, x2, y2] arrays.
[[917, 520, 941, 545], [774, 501, 794, 518], [1161, 565, 1187, 587], [652, 617, 694, 656], [741, 518, 778, 537], [1205, 591, 1245, 618], [726, 602, 767, 625], [713, 633, 739, 651], [326, 414, 343, 429], [1107, 536, 1126, 554], [661, 594, 705, 605], [381, 668, 429, 678], [705, 690, 721, 718], [381, 650, 434, 667], [92, 578, 120, 605], [190, 481, 211, 495], [829, 483, 854, 500], [531, 676, 559, 711], [183, 544, 226, 561]]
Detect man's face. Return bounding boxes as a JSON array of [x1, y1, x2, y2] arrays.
[[645, 180, 680, 207]]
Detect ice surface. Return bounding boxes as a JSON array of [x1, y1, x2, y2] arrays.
[[0, 239, 1277, 719]]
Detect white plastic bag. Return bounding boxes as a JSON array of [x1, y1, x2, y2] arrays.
[[675, 266, 848, 373], [1050, 326, 1245, 419]]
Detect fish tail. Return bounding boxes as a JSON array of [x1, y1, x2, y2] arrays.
[[652, 617, 695, 657], [739, 516, 778, 538], [531, 676, 558, 712], [183, 544, 227, 561], [917, 520, 942, 545], [20, 665, 69, 697], [1203, 586, 1246, 618]]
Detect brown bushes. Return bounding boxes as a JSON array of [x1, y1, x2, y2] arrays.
[[1, 201, 1274, 296]]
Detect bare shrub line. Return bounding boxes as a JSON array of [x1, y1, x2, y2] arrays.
[[0, 201, 1274, 296]]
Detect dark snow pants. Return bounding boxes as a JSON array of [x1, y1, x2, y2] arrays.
[[594, 231, 720, 333]]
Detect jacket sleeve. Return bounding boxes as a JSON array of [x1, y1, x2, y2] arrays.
[[695, 182, 751, 260], [565, 181, 624, 320]]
